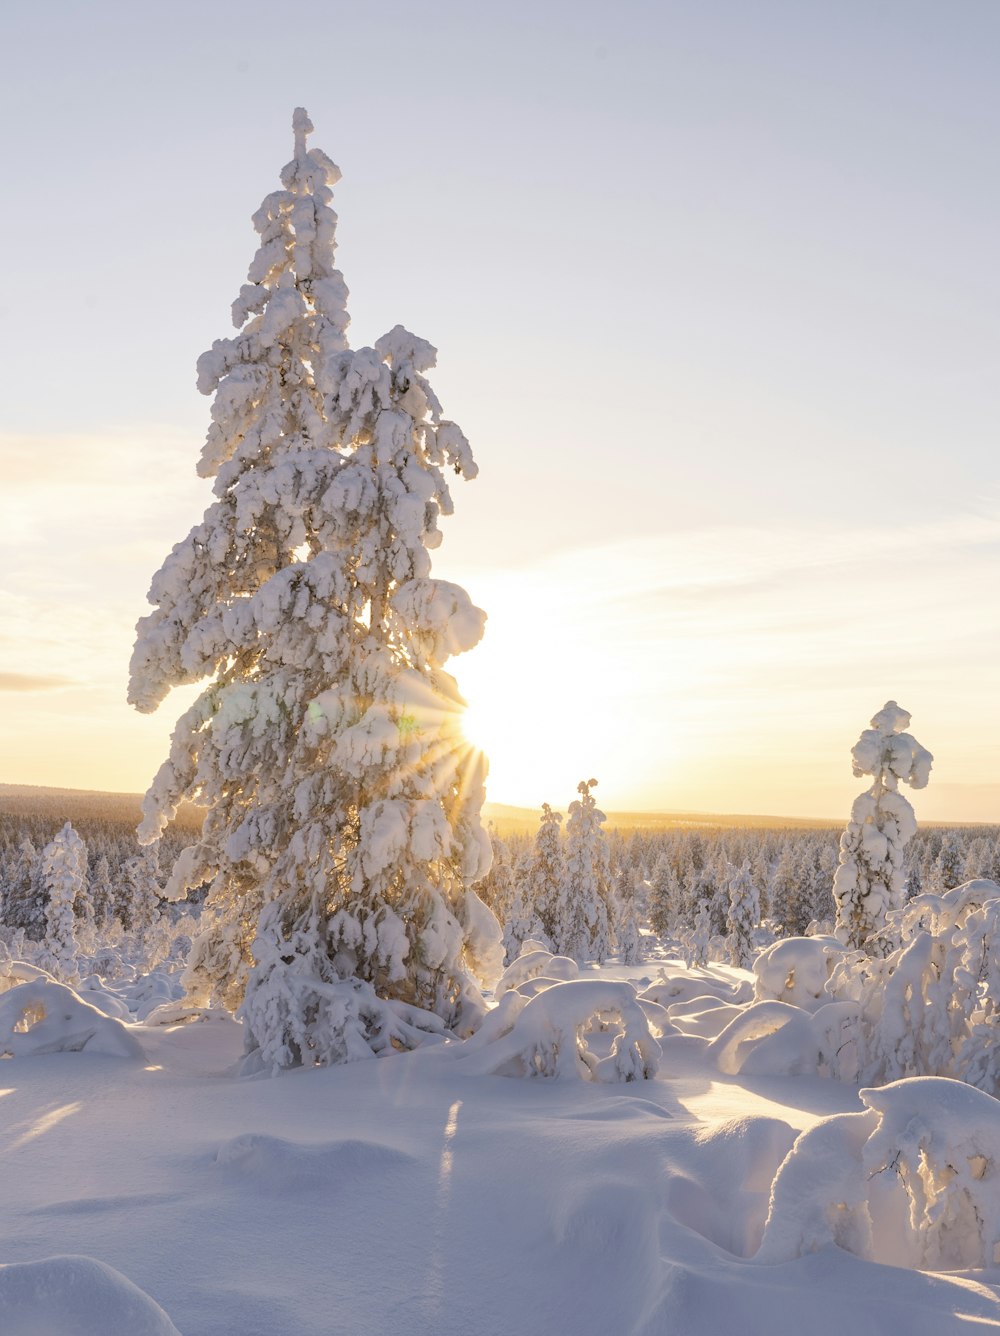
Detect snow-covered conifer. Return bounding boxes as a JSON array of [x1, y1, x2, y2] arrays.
[[726, 860, 760, 969], [562, 780, 612, 964], [89, 853, 115, 930], [129, 110, 499, 1068], [530, 804, 566, 947], [833, 701, 933, 952], [933, 833, 965, 893], [40, 823, 86, 982], [617, 907, 644, 965], [3, 836, 46, 940], [647, 853, 681, 937]]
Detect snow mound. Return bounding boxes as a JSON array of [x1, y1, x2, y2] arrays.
[[0, 1255, 180, 1336], [664, 1115, 797, 1257], [456, 978, 663, 1081], [0, 982, 145, 1060], [707, 998, 859, 1079], [759, 1075, 1000, 1270], [494, 947, 578, 999], [752, 935, 847, 1011], [639, 968, 752, 1010], [215, 1133, 415, 1193]]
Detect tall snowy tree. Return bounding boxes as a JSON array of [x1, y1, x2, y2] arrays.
[[833, 701, 933, 952], [128, 110, 500, 1068]]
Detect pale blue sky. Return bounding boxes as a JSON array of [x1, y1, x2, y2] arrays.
[[1, 1, 998, 817]]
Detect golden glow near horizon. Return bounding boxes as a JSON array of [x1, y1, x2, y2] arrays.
[[3, 9, 1000, 824]]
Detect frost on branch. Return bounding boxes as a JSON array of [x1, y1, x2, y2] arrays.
[[833, 701, 932, 951], [128, 110, 499, 1070]]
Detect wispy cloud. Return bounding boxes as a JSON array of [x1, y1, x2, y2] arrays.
[[0, 672, 74, 692]]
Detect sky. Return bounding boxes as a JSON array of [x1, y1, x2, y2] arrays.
[[1, 0, 998, 821]]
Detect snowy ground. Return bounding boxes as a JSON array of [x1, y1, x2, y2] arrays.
[[2, 959, 1000, 1335]]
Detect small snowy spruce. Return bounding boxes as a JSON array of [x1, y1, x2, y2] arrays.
[[128, 109, 500, 1069], [39, 822, 86, 983], [833, 701, 932, 951], [726, 859, 759, 969], [561, 780, 612, 963], [529, 804, 567, 947]]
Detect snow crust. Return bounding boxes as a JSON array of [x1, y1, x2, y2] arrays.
[[0, 956, 998, 1334]]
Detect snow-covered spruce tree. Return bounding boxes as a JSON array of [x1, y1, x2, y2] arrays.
[[120, 848, 163, 962], [833, 701, 933, 952], [617, 905, 644, 965], [129, 110, 500, 1068], [726, 859, 759, 969], [933, 832, 965, 893], [3, 835, 47, 940], [530, 803, 566, 947], [39, 822, 86, 982], [562, 779, 612, 964]]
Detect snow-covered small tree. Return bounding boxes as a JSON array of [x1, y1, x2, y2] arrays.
[[562, 779, 612, 964], [933, 832, 965, 893], [681, 901, 711, 968], [726, 860, 760, 969], [120, 848, 163, 961], [648, 853, 682, 937], [833, 701, 933, 952], [3, 836, 46, 940], [88, 853, 115, 931], [530, 804, 566, 947], [39, 823, 86, 982], [128, 109, 500, 1068], [767, 843, 800, 936], [502, 885, 548, 966], [617, 906, 644, 965]]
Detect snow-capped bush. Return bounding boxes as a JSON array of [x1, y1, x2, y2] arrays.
[[759, 1076, 1000, 1271], [0, 980, 145, 1059], [456, 978, 663, 1082], [752, 936, 847, 1012], [827, 878, 1000, 1092]]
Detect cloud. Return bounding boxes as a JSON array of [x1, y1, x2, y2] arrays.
[[0, 672, 75, 692]]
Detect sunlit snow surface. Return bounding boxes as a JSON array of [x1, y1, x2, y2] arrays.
[[1, 960, 999, 1335]]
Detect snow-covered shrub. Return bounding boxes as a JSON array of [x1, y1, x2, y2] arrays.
[[128, 109, 500, 1068], [752, 936, 847, 1012], [827, 878, 1000, 1092], [456, 978, 663, 1082], [833, 702, 932, 951], [0, 980, 145, 1059], [759, 1076, 1000, 1271], [707, 998, 860, 1081], [680, 901, 712, 968]]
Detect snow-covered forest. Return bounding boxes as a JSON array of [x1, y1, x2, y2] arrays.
[[3, 99, 1000, 1336]]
